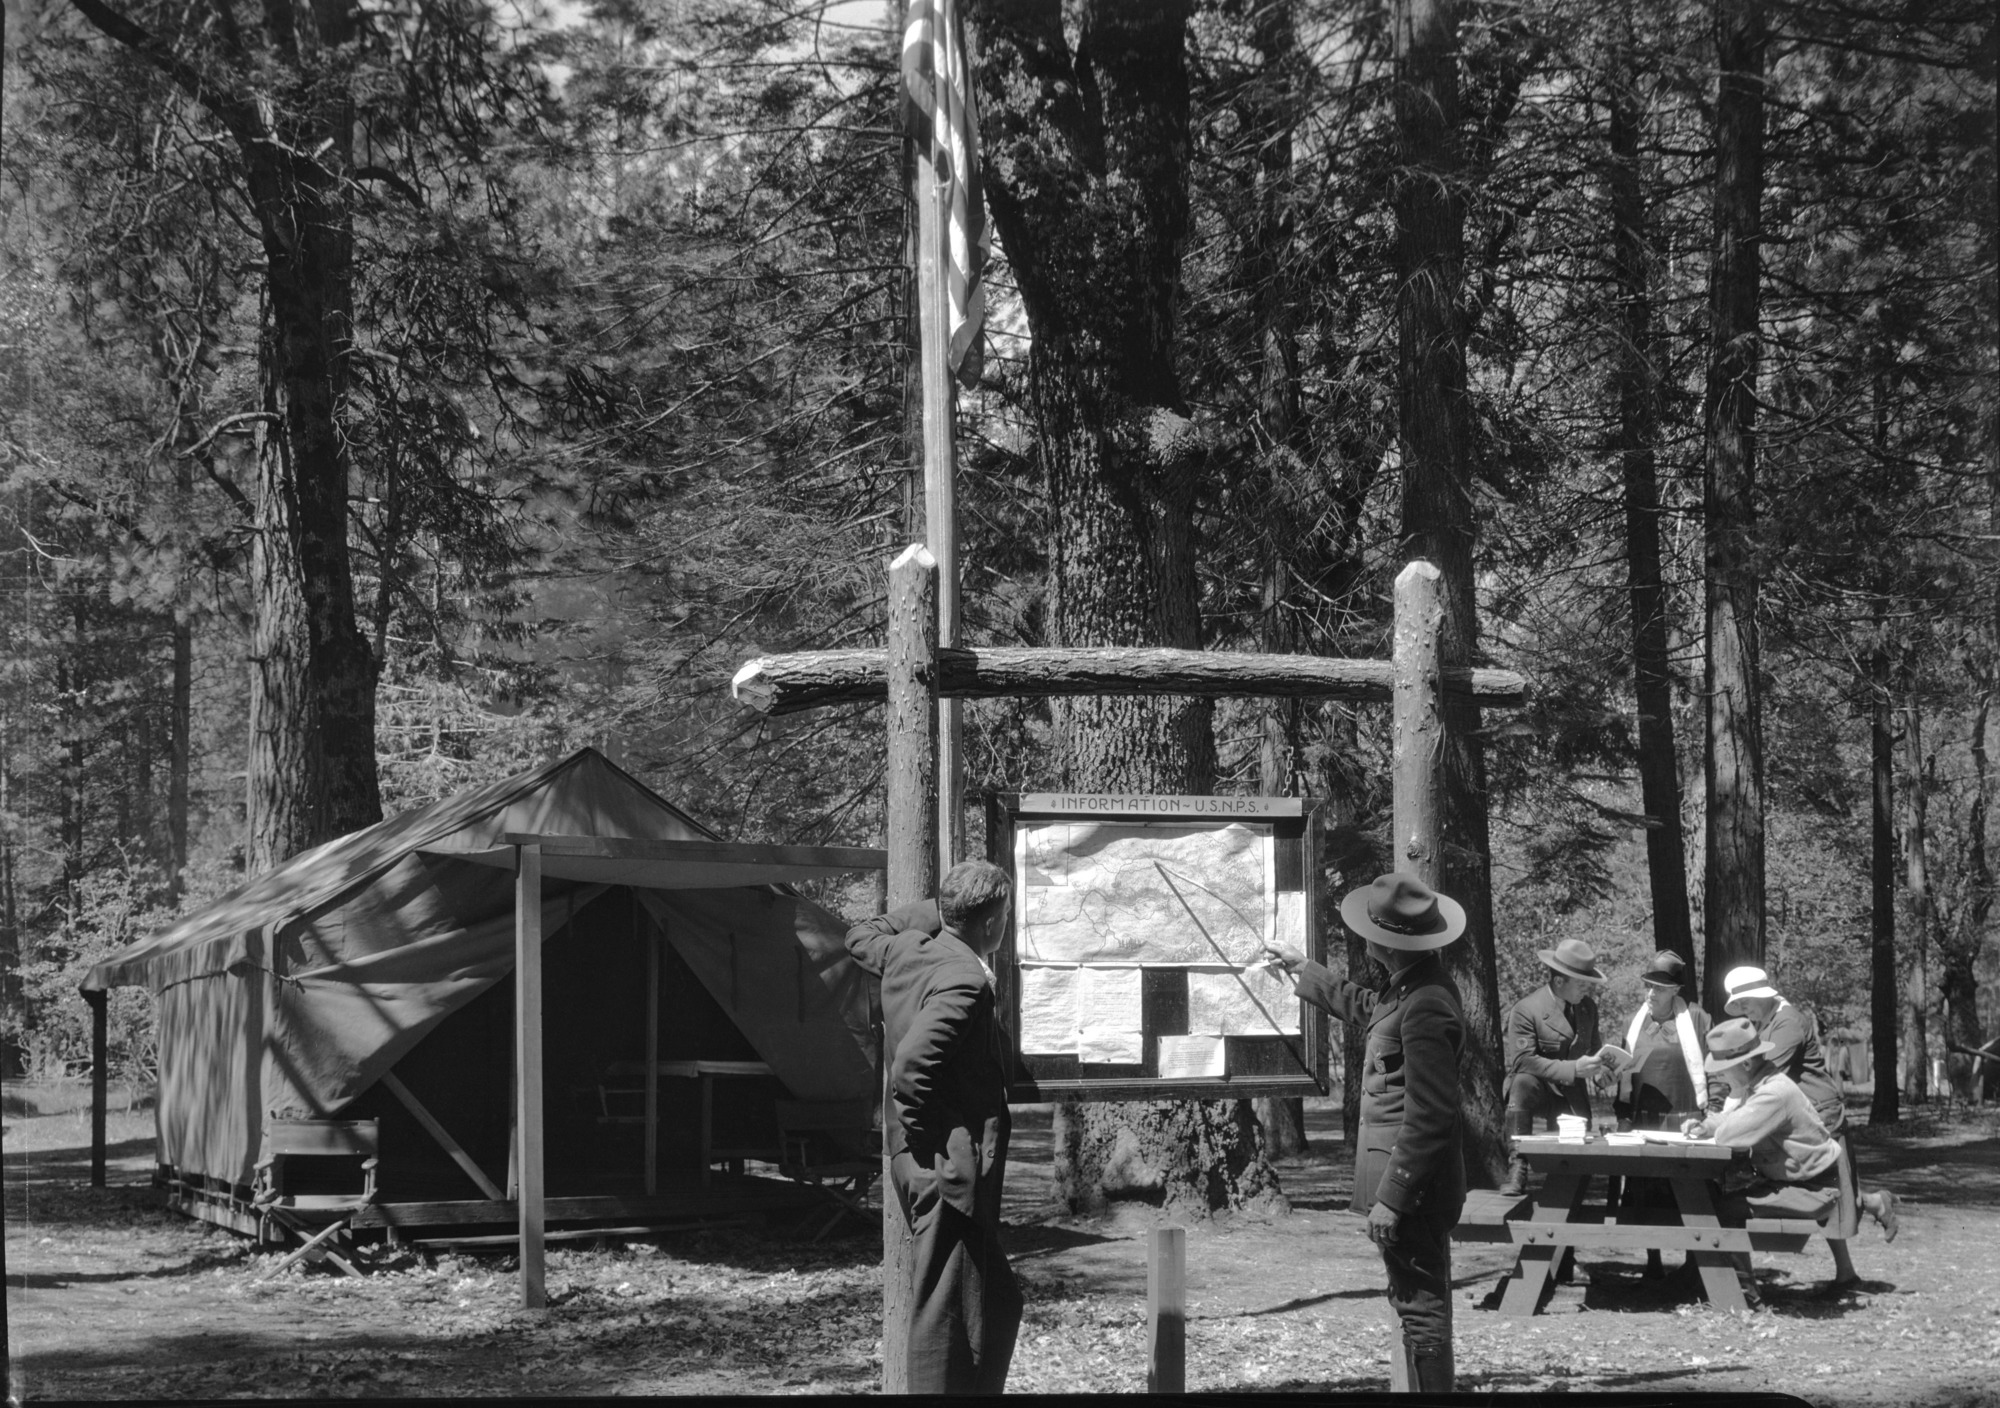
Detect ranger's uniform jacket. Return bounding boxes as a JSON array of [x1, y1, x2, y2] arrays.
[[1294, 952, 1466, 1221], [1504, 984, 1601, 1102]]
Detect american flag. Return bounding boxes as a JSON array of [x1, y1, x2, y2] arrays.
[[902, 0, 987, 385]]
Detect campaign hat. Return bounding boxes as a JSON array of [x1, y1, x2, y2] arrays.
[[1339, 872, 1466, 952]]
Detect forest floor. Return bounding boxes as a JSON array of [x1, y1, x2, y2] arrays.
[[6, 1082, 2000, 1401]]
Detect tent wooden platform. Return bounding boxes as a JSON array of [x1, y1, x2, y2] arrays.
[[163, 1164, 826, 1242]]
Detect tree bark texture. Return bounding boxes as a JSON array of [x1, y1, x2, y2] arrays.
[[1869, 639, 1899, 1122], [1247, 6, 1308, 1160], [1902, 697, 1931, 1103], [732, 646, 1526, 715], [1699, 0, 1768, 1019], [1390, 0, 1506, 1186], [1607, 16, 1694, 991], [72, 0, 382, 870], [881, 543, 938, 1392], [967, 0, 1276, 1215]]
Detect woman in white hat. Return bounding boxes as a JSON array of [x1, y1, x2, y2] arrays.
[[1720, 965, 1899, 1286], [1498, 937, 1609, 1197]]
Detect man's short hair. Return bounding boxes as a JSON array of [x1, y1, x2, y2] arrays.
[[938, 859, 1011, 931]]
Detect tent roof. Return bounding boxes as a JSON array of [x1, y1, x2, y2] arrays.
[[84, 749, 880, 991], [449, 834, 886, 890]]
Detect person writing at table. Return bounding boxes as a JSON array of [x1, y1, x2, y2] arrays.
[[1613, 950, 1724, 1278], [1262, 871, 1467, 1394], [1721, 965, 1899, 1287], [1499, 938, 1610, 1198], [1681, 1018, 1853, 1305]]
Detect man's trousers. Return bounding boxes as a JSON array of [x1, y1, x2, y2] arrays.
[[904, 1194, 1022, 1394], [1381, 1199, 1457, 1389]]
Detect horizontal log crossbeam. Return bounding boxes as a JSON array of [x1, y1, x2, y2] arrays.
[[731, 645, 1527, 717]]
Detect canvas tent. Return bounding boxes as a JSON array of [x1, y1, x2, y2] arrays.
[[81, 748, 881, 1228]]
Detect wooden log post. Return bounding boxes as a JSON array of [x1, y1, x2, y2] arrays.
[[882, 544, 939, 1393], [1389, 558, 1443, 1388], [1147, 1226, 1186, 1393], [1392, 561, 1446, 882], [515, 841, 547, 1311], [916, 137, 963, 874], [85, 988, 108, 1188], [733, 645, 1525, 717]]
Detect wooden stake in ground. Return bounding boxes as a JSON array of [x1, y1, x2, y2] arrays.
[[882, 544, 940, 1392], [1147, 1226, 1186, 1393]]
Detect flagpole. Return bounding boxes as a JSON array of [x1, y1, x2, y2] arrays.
[[915, 78, 963, 873]]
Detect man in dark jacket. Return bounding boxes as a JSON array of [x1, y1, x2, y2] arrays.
[[1500, 937, 1609, 1196], [845, 859, 1020, 1395], [1264, 871, 1467, 1393]]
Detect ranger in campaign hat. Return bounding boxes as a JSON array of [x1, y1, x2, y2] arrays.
[[1260, 872, 1468, 1392]]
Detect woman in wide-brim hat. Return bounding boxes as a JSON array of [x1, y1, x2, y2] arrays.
[[1499, 936, 1610, 1198], [1612, 951, 1721, 1277]]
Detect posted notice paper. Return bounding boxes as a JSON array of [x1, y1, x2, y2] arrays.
[[1157, 1034, 1227, 1079], [1078, 965, 1144, 1063], [1018, 964, 1145, 1061], [1186, 967, 1300, 1036], [1019, 965, 1080, 1054]]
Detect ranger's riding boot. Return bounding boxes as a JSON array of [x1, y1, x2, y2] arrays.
[[1412, 1343, 1456, 1393], [1498, 1109, 1535, 1197]]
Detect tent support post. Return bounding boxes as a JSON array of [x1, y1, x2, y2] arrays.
[[645, 907, 660, 1196], [85, 988, 108, 1187], [515, 841, 546, 1311]]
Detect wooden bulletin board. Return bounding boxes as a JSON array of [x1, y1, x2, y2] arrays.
[[986, 793, 1327, 1103]]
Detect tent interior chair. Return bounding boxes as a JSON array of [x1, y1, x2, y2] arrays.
[[252, 1118, 380, 1280], [774, 1098, 879, 1241]]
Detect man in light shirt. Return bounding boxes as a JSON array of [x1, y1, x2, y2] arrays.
[[1684, 1018, 1889, 1303], [1720, 966, 1899, 1288]]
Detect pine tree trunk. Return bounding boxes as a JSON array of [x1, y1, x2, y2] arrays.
[[1390, 0, 1507, 1187], [970, 0, 1278, 1216], [1902, 697, 1931, 1104], [1248, 0, 1308, 1163], [1700, 0, 1768, 1019], [73, 0, 383, 872], [1868, 636, 1899, 1123], [1607, 13, 1694, 987]]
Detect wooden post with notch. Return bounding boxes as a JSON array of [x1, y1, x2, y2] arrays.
[[1392, 560, 1446, 883], [515, 840, 546, 1311], [881, 543, 939, 1392], [1147, 1226, 1186, 1393]]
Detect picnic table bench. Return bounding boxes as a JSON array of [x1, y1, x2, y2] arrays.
[[1453, 1134, 1852, 1315]]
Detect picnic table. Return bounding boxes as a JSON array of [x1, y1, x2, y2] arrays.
[[1453, 1133, 1839, 1316]]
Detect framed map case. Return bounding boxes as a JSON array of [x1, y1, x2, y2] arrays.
[[985, 792, 1328, 1103]]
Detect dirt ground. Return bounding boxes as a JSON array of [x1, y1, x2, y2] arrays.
[[7, 1086, 2000, 1401]]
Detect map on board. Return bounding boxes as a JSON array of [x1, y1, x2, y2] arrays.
[[1013, 820, 1274, 966]]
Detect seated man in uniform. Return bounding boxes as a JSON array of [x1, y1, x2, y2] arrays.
[[1722, 965, 1898, 1288], [1500, 938, 1609, 1196], [1683, 1018, 1849, 1304]]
